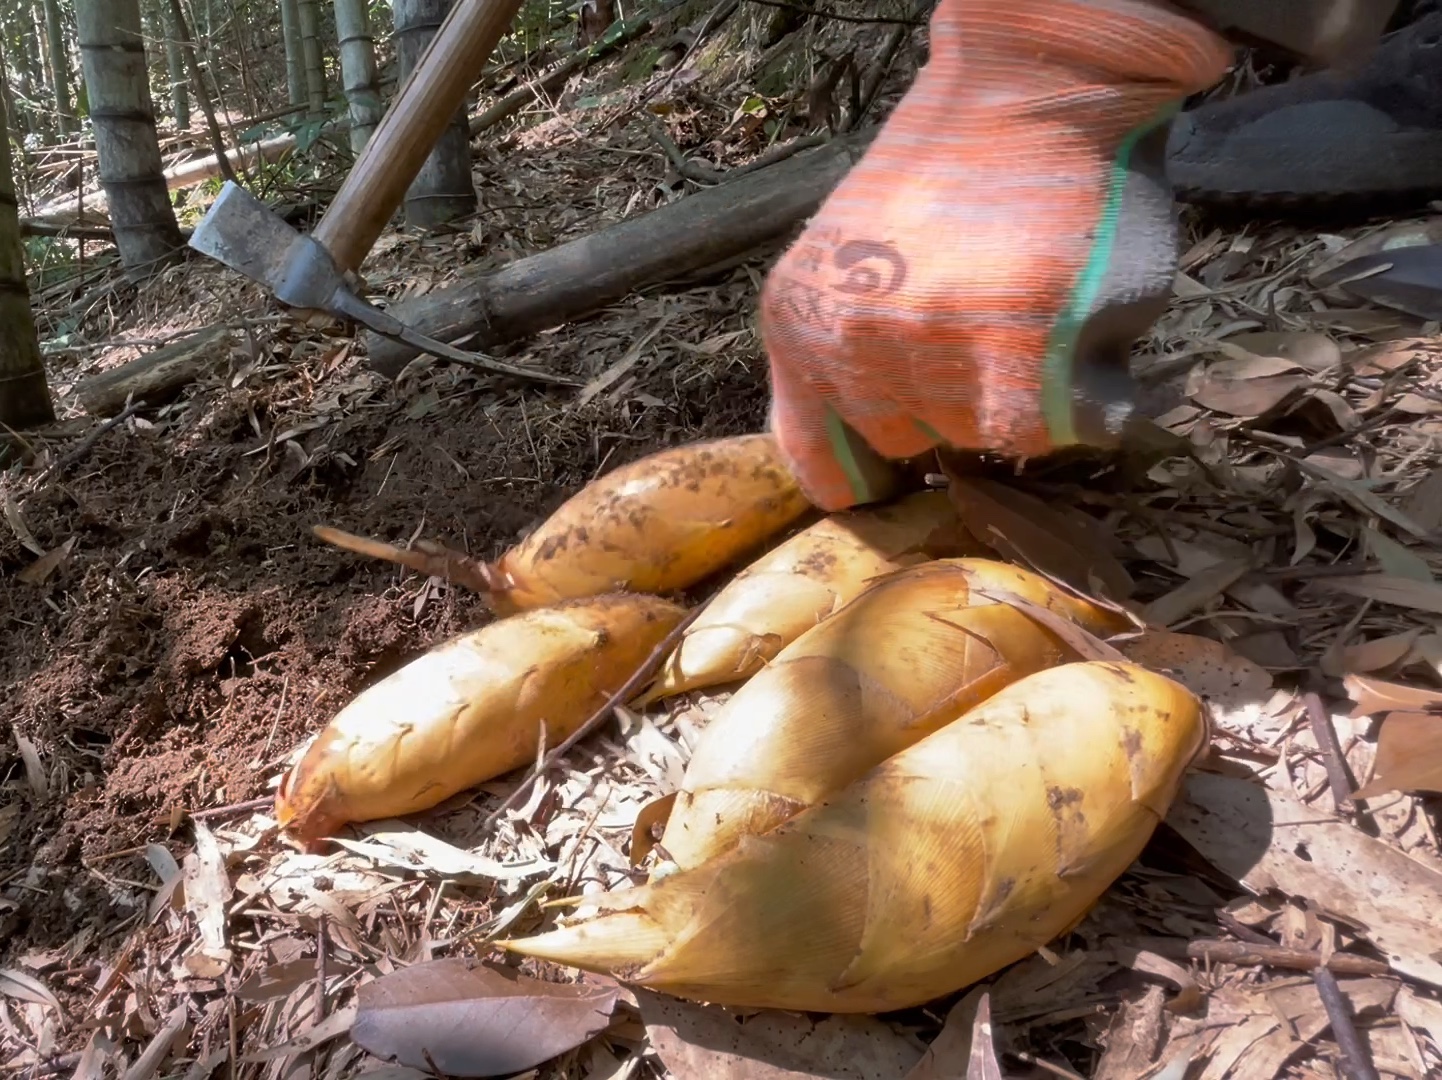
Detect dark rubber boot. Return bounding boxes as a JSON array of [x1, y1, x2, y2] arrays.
[[1166, 10, 1442, 211]]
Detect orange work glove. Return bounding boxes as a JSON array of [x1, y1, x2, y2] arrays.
[[759, 0, 1234, 510]]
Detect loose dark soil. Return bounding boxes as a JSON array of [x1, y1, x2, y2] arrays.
[[0, 305, 769, 961]]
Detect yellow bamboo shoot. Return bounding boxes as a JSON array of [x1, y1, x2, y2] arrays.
[[276, 593, 688, 845], [659, 558, 1133, 869], [490, 433, 812, 612], [502, 661, 1205, 1014], [638, 490, 977, 704]]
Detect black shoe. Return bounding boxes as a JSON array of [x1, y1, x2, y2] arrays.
[[1166, 11, 1442, 212]]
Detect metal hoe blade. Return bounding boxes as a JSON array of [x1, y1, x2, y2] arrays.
[[189, 181, 576, 385]]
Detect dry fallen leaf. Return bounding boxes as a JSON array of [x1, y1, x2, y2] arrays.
[[1364, 527, 1434, 583], [3, 492, 45, 556], [1185, 354, 1308, 418], [637, 987, 922, 1080], [1316, 242, 1442, 322], [17, 536, 77, 586], [181, 820, 233, 974], [1168, 771, 1442, 988], [1310, 220, 1442, 283], [1352, 712, 1442, 799], [1191, 977, 1397, 1080], [946, 474, 1133, 602], [1222, 331, 1341, 373], [11, 728, 47, 801], [234, 960, 320, 1003], [1396, 986, 1442, 1057], [0, 968, 61, 1011], [1295, 462, 1433, 541], [1402, 464, 1442, 532], [1343, 338, 1424, 377], [337, 821, 547, 882], [1343, 673, 1442, 717], [1317, 574, 1442, 616], [1336, 629, 1424, 676], [1116, 631, 1273, 711], [969, 583, 1127, 662], [904, 987, 988, 1080], [351, 959, 618, 1077], [1092, 986, 1167, 1080], [242, 1005, 357, 1062], [630, 792, 676, 867], [1141, 558, 1250, 629]]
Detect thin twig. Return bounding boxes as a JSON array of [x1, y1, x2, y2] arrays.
[[483, 604, 704, 829], [1303, 690, 1358, 814], [641, 115, 725, 185], [20, 1052, 81, 1079], [722, 133, 828, 181], [1313, 966, 1381, 1080], [1215, 909, 1278, 947], [1142, 935, 1389, 976], [149, 795, 272, 827], [313, 915, 328, 1025], [32, 399, 146, 487]]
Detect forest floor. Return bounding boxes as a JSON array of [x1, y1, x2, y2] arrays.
[[7, 4, 1442, 1080]]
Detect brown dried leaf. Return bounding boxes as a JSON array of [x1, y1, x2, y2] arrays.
[[1117, 631, 1273, 708], [637, 988, 921, 1080], [1364, 527, 1434, 583], [1210, 979, 1398, 1080], [1141, 559, 1250, 629], [311, 525, 495, 594], [1396, 987, 1442, 1057], [235, 961, 319, 1002], [11, 728, 46, 801], [1318, 574, 1442, 615], [121, 1004, 189, 1080], [1395, 392, 1442, 415], [1092, 986, 1166, 1080], [1168, 771, 1442, 989], [1222, 331, 1341, 373], [1353, 712, 1442, 799], [72, 1030, 118, 1080], [351, 959, 618, 1077], [1292, 388, 1358, 432], [946, 474, 1133, 602], [0, 969, 60, 1012], [904, 987, 987, 1080], [3, 493, 44, 556], [970, 584, 1126, 662], [1113, 948, 1202, 1012], [1344, 338, 1423, 376], [241, 1005, 356, 1062], [1402, 465, 1442, 533], [1229, 630, 1302, 671], [1298, 459, 1434, 540], [630, 792, 676, 867], [1186, 354, 1308, 417], [1343, 673, 1442, 717], [1337, 629, 1424, 676], [17, 536, 76, 585]]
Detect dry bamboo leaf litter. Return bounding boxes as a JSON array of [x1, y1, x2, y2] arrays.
[[13, 11, 1442, 1080]]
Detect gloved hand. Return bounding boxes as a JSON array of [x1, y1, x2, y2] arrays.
[[759, 0, 1234, 511]]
